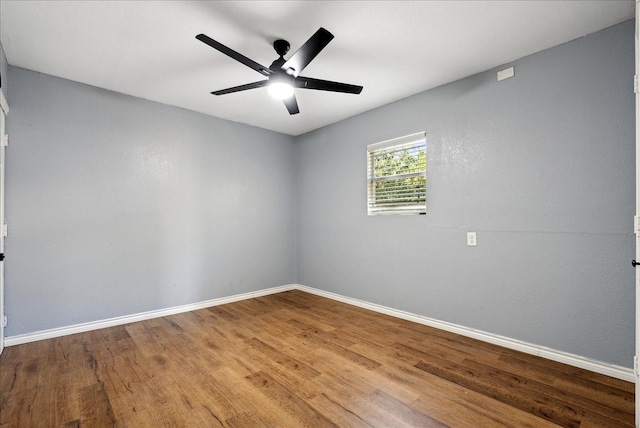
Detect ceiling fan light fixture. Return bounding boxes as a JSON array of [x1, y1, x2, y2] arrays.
[[268, 81, 294, 100], [196, 28, 362, 114]]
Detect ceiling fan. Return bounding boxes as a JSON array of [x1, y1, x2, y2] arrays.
[[195, 28, 363, 115]]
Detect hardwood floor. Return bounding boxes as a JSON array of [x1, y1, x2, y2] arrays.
[[0, 290, 634, 427]]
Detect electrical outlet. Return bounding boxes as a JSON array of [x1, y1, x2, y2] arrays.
[[467, 232, 477, 247], [2, 315, 6, 328]]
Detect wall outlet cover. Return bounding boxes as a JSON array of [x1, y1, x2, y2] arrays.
[[467, 232, 477, 246]]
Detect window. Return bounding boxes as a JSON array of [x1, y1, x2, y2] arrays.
[[367, 132, 426, 215]]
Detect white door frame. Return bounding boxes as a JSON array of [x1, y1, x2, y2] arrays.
[[635, 1, 639, 426], [0, 88, 6, 356]]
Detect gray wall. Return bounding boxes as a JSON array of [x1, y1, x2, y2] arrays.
[[0, 43, 9, 98], [0, 40, 7, 97], [5, 67, 296, 336], [296, 20, 635, 367]]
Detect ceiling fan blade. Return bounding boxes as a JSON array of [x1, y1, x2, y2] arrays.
[[196, 34, 273, 77], [283, 95, 300, 115], [296, 77, 363, 94], [212, 80, 269, 95], [282, 28, 334, 77]]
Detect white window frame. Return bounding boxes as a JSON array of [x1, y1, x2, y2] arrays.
[[367, 131, 426, 216]]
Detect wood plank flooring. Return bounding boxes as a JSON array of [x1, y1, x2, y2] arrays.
[[0, 290, 634, 427]]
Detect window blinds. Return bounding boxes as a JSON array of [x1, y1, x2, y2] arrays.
[[367, 132, 426, 215]]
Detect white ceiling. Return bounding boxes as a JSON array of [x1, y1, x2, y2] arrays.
[[0, 1, 635, 136]]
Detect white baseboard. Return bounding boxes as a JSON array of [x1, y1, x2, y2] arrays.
[[3, 284, 297, 347], [4, 282, 634, 383], [294, 284, 635, 383]]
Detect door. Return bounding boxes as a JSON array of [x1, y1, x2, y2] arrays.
[[0, 90, 6, 355], [635, 1, 640, 425]]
